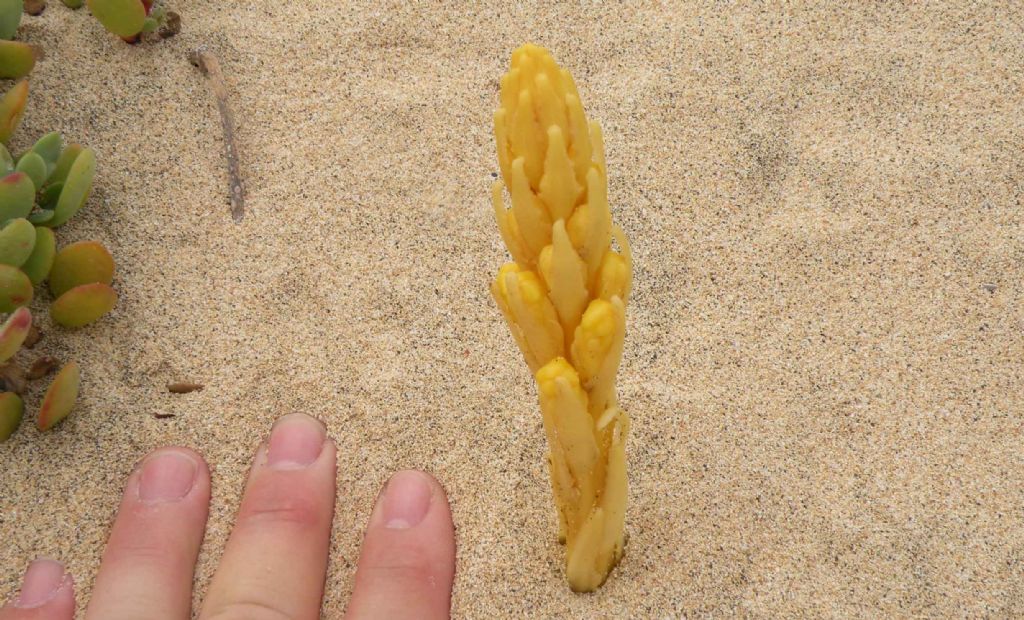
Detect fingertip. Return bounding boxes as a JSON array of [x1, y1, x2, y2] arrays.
[[2, 558, 75, 620], [346, 470, 455, 620], [132, 446, 210, 504]]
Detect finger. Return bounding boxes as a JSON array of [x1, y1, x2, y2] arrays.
[[85, 447, 210, 620], [345, 470, 456, 620], [0, 558, 75, 620], [200, 413, 336, 620]]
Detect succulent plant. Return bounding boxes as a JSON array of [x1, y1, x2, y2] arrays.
[[0, 217, 34, 266], [86, 0, 176, 42], [51, 281, 116, 327], [60, 0, 82, 8], [29, 130, 61, 169], [0, 131, 115, 441], [0, 390, 23, 441], [45, 147, 94, 227], [0, 0, 21, 40], [14, 149, 45, 186], [20, 225, 53, 283], [0, 263, 31, 311], [48, 240, 113, 297], [0, 39, 35, 79], [0, 305, 29, 362], [0, 79, 27, 144], [87, 0, 144, 38], [36, 360, 78, 430], [0, 170, 33, 219], [48, 142, 81, 184]]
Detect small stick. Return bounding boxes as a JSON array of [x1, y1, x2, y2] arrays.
[[192, 48, 246, 222], [167, 382, 204, 394]]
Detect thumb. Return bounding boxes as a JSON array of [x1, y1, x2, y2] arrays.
[[345, 470, 456, 620], [0, 559, 75, 620]]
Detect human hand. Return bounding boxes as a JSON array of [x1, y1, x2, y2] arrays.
[[1, 413, 456, 619]]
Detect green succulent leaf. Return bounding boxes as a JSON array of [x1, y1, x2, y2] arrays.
[[0, 80, 28, 145], [46, 147, 94, 227], [60, 0, 83, 7], [86, 0, 145, 38], [0, 0, 22, 41], [30, 131, 62, 166], [0, 305, 29, 363], [47, 143, 81, 186], [15, 150, 45, 189], [26, 208, 53, 224], [37, 361, 78, 430], [0, 171, 35, 221], [0, 143, 12, 173], [0, 263, 31, 311], [0, 40, 35, 79], [0, 217, 34, 266], [38, 182, 60, 208], [20, 225, 53, 284], [0, 391, 23, 441], [49, 240, 114, 297], [51, 282, 116, 327]]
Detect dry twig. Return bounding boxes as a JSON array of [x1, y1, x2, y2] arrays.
[[167, 381, 204, 394], [191, 48, 246, 222]]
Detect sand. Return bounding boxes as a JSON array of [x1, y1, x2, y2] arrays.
[[1, 1, 1022, 617]]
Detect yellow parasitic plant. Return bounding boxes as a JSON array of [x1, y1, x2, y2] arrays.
[[490, 43, 632, 592]]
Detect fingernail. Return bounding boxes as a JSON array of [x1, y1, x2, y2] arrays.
[[138, 450, 199, 503], [267, 413, 326, 469], [381, 470, 434, 529], [13, 558, 66, 608]]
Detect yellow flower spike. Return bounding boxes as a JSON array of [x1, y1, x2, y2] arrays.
[[566, 509, 607, 592], [539, 126, 579, 222], [582, 166, 612, 280], [565, 201, 591, 250], [510, 89, 545, 188], [565, 93, 593, 184], [546, 451, 573, 542], [493, 109, 514, 183], [611, 223, 634, 300], [548, 220, 589, 337], [537, 244, 554, 289], [572, 296, 626, 417], [559, 67, 580, 99], [596, 251, 631, 303], [492, 182, 530, 267], [509, 158, 553, 257], [499, 68, 521, 119], [490, 264, 534, 366], [589, 120, 606, 169], [534, 72, 570, 142], [570, 298, 617, 385], [536, 358, 601, 530], [599, 413, 629, 559], [491, 44, 631, 592], [503, 268, 564, 371]]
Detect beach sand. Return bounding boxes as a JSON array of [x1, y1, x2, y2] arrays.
[[1, 1, 1022, 617]]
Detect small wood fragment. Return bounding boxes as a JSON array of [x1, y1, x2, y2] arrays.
[[0, 363, 26, 395], [154, 412, 177, 419], [23, 326, 40, 349], [159, 11, 180, 39], [23, 0, 45, 15], [192, 48, 246, 222], [167, 381, 204, 394], [25, 356, 59, 380]]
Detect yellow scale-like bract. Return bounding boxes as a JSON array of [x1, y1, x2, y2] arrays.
[[490, 44, 632, 592]]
